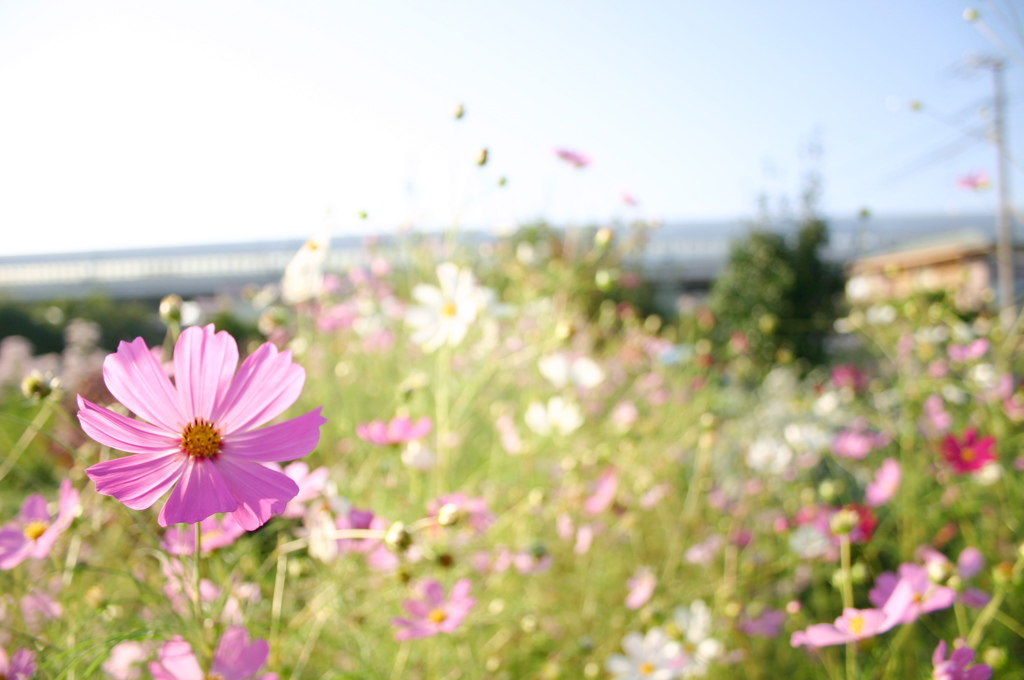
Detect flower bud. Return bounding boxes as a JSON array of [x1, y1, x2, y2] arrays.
[[963, 8, 979, 22], [384, 521, 412, 553], [159, 294, 183, 324], [21, 370, 59, 401], [475, 148, 489, 166], [829, 508, 859, 536], [992, 561, 1014, 585], [453, 103, 465, 120], [982, 646, 1007, 669], [436, 502, 463, 527]]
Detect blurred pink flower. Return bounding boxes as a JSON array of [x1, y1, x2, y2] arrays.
[[149, 627, 276, 680], [78, 325, 326, 530], [948, 338, 988, 362], [932, 640, 992, 680], [584, 466, 619, 516], [830, 364, 867, 392], [625, 566, 656, 610], [955, 171, 990, 191], [103, 642, 152, 680], [392, 579, 475, 640], [554, 148, 591, 168], [870, 563, 956, 625], [278, 462, 331, 518], [739, 608, 786, 638], [0, 646, 35, 680], [0, 479, 78, 569], [621, 190, 639, 206], [921, 394, 951, 437], [865, 458, 901, 507], [832, 421, 888, 460], [356, 416, 431, 447], [162, 514, 246, 556], [940, 428, 996, 475], [791, 607, 893, 648]]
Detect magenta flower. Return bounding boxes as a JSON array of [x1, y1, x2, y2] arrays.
[[865, 458, 900, 507], [392, 578, 475, 640], [948, 338, 989, 361], [78, 325, 326, 530], [830, 364, 867, 392], [831, 421, 888, 460], [554, 148, 592, 168], [149, 627, 276, 680], [940, 428, 996, 475], [932, 640, 992, 680], [791, 607, 893, 648], [0, 479, 78, 569], [356, 416, 431, 446], [0, 646, 35, 680], [162, 514, 246, 556]]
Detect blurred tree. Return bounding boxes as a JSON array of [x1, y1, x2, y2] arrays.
[[708, 168, 843, 374]]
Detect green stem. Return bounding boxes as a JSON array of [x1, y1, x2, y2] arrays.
[[839, 534, 858, 680], [0, 397, 54, 483]]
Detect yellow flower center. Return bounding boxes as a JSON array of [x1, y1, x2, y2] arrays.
[[428, 608, 447, 624], [441, 301, 458, 318], [639, 662, 655, 675], [848, 615, 864, 635], [23, 520, 48, 541], [961, 447, 975, 461], [181, 419, 222, 459]]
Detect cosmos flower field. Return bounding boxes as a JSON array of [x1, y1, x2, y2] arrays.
[[0, 225, 1022, 679]]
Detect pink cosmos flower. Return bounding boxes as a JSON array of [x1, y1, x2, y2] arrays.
[[739, 608, 786, 638], [932, 640, 992, 680], [392, 578, 475, 640], [584, 466, 618, 516], [922, 394, 952, 437], [830, 364, 867, 392], [356, 416, 431, 446], [949, 338, 989, 361], [870, 563, 956, 625], [790, 607, 893, 648], [554, 148, 592, 168], [103, 641, 152, 680], [625, 566, 656, 610], [149, 626, 276, 680], [77, 325, 326, 530], [940, 428, 996, 475], [277, 461, 331, 518], [0, 646, 35, 680], [831, 421, 888, 460], [955, 170, 990, 191], [0, 479, 78, 569], [162, 514, 247, 556], [865, 458, 901, 507]]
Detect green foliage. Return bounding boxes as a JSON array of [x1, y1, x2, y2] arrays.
[[708, 193, 843, 376]]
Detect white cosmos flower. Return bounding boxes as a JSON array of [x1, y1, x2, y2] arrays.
[[538, 352, 605, 390], [745, 437, 793, 474], [672, 600, 723, 677], [404, 262, 487, 353], [524, 396, 584, 436], [281, 236, 329, 304], [606, 627, 683, 680]]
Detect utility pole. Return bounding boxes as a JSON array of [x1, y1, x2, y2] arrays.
[[992, 59, 1017, 331]]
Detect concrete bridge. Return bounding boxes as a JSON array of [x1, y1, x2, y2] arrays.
[[0, 214, 1002, 304]]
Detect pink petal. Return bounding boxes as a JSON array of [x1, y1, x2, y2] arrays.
[[221, 408, 325, 463], [158, 459, 239, 527], [19, 494, 49, 524], [77, 396, 180, 454], [210, 626, 269, 680], [174, 325, 239, 421], [213, 343, 305, 435], [103, 337, 186, 432], [213, 457, 299, 530], [150, 637, 204, 680], [422, 580, 445, 607], [87, 451, 188, 510], [0, 529, 31, 569]]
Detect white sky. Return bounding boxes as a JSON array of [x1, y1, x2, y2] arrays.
[[0, 0, 1021, 255]]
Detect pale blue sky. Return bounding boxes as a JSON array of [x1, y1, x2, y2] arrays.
[[0, 0, 1020, 255]]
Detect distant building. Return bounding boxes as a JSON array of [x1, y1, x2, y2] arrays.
[[844, 228, 1024, 310]]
